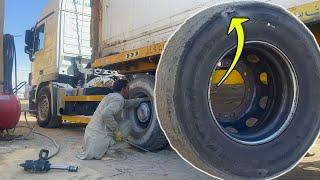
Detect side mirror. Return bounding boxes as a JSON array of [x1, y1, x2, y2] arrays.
[[25, 29, 34, 61], [24, 46, 33, 61]]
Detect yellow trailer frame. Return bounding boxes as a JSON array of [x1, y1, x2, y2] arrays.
[[290, 1, 320, 23], [92, 1, 320, 74]]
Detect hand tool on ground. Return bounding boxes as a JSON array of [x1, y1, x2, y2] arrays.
[[19, 149, 78, 173]]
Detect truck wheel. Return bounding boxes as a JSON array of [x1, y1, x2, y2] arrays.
[[155, 2, 320, 179], [125, 75, 168, 151], [36, 86, 61, 128]]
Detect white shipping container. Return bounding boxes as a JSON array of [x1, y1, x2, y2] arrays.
[[95, 0, 317, 57]]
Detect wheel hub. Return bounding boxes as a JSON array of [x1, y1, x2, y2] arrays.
[[136, 102, 151, 123]]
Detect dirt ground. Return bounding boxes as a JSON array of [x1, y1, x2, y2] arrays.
[[0, 115, 319, 180]]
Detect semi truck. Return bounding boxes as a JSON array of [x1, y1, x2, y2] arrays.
[[25, 0, 320, 179]]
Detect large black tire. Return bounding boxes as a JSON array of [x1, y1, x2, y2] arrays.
[[36, 86, 61, 128], [125, 75, 168, 151], [155, 2, 320, 179]]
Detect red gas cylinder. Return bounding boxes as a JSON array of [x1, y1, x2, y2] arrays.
[[0, 94, 21, 129]]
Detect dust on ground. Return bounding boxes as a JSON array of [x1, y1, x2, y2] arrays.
[[0, 115, 319, 180]]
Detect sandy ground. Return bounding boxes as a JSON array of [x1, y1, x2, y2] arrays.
[[0, 115, 319, 180]]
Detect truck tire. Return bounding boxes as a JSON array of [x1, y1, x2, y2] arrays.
[[36, 86, 61, 128], [125, 75, 168, 151], [155, 2, 320, 179]]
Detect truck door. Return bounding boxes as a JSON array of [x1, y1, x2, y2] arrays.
[[31, 21, 57, 86]]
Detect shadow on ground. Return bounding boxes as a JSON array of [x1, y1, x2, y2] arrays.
[[281, 160, 320, 180]]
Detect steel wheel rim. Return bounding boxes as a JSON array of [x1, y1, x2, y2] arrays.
[[208, 41, 299, 145], [38, 95, 50, 120]]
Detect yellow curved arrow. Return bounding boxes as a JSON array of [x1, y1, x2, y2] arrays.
[[217, 17, 249, 87]]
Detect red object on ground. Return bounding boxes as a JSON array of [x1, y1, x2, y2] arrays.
[[0, 94, 21, 129]]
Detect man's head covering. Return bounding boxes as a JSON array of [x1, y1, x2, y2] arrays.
[[113, 79, 128, 92]]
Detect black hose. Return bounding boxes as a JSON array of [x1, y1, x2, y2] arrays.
[[3, 34, 16, 93], [14, 111, 60, 160]]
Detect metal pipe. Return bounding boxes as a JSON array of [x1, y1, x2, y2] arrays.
[[50, 165, 69, 169], [14, 39, 17, 95], [50, 164, 78, 172]]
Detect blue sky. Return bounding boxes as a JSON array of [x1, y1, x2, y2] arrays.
[[4, 0, 48, 87]]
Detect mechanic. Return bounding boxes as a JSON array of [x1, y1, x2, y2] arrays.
[[77, 79, 147, 160]]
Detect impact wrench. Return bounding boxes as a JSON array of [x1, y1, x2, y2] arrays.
[[19, 149, 78, 173]]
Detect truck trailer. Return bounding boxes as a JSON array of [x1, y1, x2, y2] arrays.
[[26, 0, 320, 179]]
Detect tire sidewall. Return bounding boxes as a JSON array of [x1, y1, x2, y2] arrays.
[[126, 75, 163, 147]]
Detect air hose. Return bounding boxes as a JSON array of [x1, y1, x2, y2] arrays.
[[14, 111, 60, 160], [3, 34, 16, 93]]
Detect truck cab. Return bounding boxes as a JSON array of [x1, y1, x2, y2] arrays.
[[25, 0, 92, 127]]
